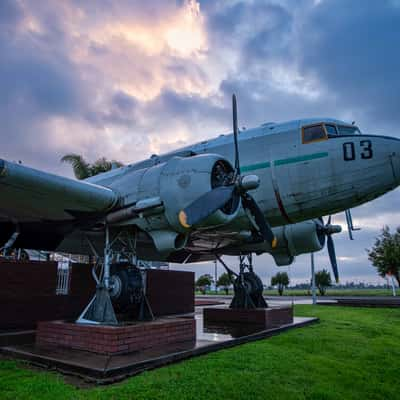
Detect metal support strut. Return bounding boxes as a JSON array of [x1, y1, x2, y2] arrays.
[[76, 225, 118, 325], [216, 254, 268, 309], [0, 227, 20, 256]]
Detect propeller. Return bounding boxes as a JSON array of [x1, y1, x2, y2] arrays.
[[178, 94, 276, 248], [317, 216, 342, 283]]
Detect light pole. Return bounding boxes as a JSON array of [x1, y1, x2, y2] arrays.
[[389, 273, 397, 296], [311, 253, 317, 305], [214, 258, 218, 294]]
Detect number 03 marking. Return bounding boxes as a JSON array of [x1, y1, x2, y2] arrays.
[[343, 140, 373, 161], [360, 140, 373, 159]]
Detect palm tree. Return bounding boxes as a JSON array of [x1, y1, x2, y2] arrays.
[[61, 153, 124, 180]]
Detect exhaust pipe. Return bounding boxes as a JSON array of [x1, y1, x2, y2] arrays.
[[149, 230, 188, 255]]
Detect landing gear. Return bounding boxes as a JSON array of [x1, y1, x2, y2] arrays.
[[77, 226, 154, 325], [217, 254, 268, 309]]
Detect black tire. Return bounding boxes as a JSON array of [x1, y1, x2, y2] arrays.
[[243, 272, 264, 296], [109, 265, 144, 312], [19, 249, 30, 261], [243, 272, 267, 308], [109, 269, 131, 311]]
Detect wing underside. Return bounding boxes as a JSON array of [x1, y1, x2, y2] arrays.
[[0, 159, 119, 223]]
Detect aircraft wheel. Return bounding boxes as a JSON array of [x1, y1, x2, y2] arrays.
[[231, 271, 267, 309], [242, 272, 264, 297], [243, 272, 267, 308], [109, 269, 130, 311], [109, 265, 144, 311]]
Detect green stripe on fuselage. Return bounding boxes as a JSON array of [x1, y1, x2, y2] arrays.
[[241, 152, 329, 172]]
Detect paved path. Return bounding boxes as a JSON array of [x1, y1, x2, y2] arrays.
[[195, 295, 312, 306]]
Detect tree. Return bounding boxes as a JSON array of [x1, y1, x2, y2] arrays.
[[367, 226, 400, 286], [196, 274, 213, 294], [216, 272, 234, 295], [61, 153, 124, 180], [315, 269, 332, 296], [271, 272, 289, 296]]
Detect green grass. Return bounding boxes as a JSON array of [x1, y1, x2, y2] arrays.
[[197, 288, 395, 297], [263, 288, 395, 297], [1, 306, 400, 399]]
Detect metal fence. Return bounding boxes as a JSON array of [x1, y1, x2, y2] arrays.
[[56, 260, 71, 295]]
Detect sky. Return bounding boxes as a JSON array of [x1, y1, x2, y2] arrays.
[[1, 0, 400, 285]]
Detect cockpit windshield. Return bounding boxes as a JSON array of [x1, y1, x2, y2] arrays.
[[337, 125, 361, 135], [301, 121, 362, 144]]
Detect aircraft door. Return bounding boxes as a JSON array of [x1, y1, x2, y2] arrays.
[[269, 129, 301, 224]]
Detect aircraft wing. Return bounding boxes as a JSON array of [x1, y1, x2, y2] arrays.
[[0, 159, 119, 223]]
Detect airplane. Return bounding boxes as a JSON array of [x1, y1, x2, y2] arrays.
[[0, 95, 399, 322]]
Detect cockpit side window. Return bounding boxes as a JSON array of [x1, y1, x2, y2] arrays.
[[325, 124, 338, 135], [302, 124, 328, 144]]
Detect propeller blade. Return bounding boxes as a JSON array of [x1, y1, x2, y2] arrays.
[[327, 234, 339, 283], [242, 193, 276, 247], [232, 94, 241, 176], [179, 185, 236, 228]]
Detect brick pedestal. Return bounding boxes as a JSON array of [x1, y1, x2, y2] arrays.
[[36, 318, 195, 355], [203, 306, 293, 328]]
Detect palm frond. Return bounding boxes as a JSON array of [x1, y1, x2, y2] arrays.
[[61, 153, 124, 179], [60, 153, 91, 180]]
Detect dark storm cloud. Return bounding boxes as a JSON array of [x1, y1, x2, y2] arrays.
[[215, 2, 293, 58], [218, 73, 337, 130], [205, 0, 400, 133], [206, 0, 294, 64], [0, 44, 81, 115], [0, 0, 23, 26], [112, 91, 138, 114], [0, 20, 88, 172], [298, 0, 400, 129], [85, 91, 140, 129], [146, 89, 225, 124]]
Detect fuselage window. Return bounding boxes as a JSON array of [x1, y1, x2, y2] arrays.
[[302, 124, 328, 144], [338, 125, 361, 135], [325, 124, 338, 135]]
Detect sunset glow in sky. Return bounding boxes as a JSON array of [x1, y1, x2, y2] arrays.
[[1, 0, 400, 284]]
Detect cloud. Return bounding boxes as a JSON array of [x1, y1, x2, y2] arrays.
[[298, 0, 400, 131]]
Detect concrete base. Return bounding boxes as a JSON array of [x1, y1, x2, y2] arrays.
[[2, 316, 317, 384], [36, 318, 195, 355], [203, 306, 293, 328]]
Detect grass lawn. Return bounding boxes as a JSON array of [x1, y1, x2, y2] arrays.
[[1, 305, 400, 399], [263, 288, 395, 297]]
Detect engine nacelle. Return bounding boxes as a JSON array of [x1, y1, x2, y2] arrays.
[[270, 220, 325, 266], [159, 154, 240, 231], [110, 154, 240, 254]]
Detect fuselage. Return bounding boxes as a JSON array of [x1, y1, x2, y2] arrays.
[[100, 117, 400, 228]]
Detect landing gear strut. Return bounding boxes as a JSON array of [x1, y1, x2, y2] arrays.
[[77, 226, 154, 325], [217, 254, 268, 309]]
